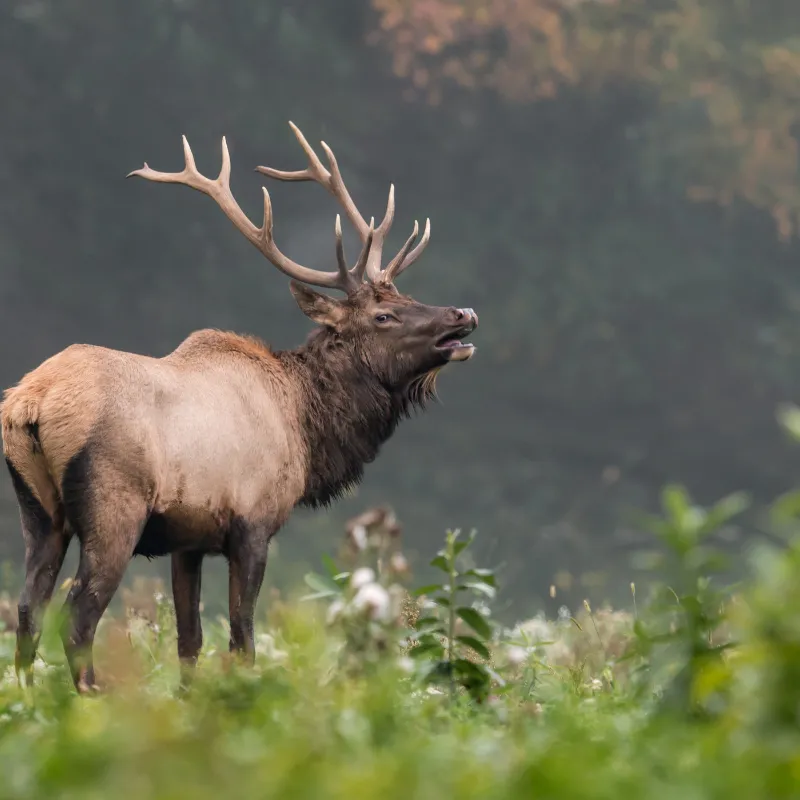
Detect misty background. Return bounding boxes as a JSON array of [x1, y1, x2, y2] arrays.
[[2, 0, 800, 618]]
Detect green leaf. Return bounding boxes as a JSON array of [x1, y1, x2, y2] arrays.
[[457, 607, 492, 640], [455, 635, 491, 660], [771, 489, 800, 522], [451, 529, 478, 558], [452, 658, 492, 699], [421, 660, 453, 685], [632, 619, 651, 641], [320, 553, 340, 578], [777, 403, 800, 442], [299, 591, 338, 603], [698, 491, 749, 536], [463, 568, 497, 587], [662, 483, 692, 526], [430, 555, 450, 573], [452, 657, 490, 680], [409, 639, 445, 659], [433, 597, 451, 608], [302, 571, 341, 598], [685, 546, 728, 574], [413, 584, 445, 597], [457, 581, 496, 598], [417, 626, 447, 638]]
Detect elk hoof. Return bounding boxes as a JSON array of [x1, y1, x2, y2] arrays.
[[75, 680, 102, 696], [14, 652, 34, 689]]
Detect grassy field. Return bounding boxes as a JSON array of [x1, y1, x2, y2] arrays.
[[0, 484, 799, 800]]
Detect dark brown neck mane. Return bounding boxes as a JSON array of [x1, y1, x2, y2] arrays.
[[278, 329, 435, 509]]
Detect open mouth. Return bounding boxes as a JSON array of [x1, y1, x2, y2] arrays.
[[435, 328, 476, 362]]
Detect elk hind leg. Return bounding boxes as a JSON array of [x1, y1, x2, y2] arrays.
[[60, 460, 149, 694], [6, 462, 70, 686]]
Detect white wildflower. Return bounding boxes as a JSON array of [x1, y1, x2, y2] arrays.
[[326, 598, 346, 625], [389, 552, 409, 576], [396, 656, 415, 675], [544, 640, 572, 665], [516, 613, 554, 643], [506, 645, 529, 667], [350, 524, 368, 551], [351, 582, 391, 621], [254, 632, 288, 662], [350, 567, 376, 590]]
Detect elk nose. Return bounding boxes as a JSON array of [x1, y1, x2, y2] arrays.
[[449, 307, 478, 328]]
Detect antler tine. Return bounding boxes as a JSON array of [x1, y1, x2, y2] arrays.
[[317, 140, 372, 241], [381, 220, 420, 284], [257, 123, 398, 284], [256, 122, 328, 184], [321, 142, 396, 277], [364, 184, 396, 282], [256, 123, 370, 241], [333, 215, 359, 292], [353, 218, 375, 282], [128, 136, 357, 292], [383, 217, 431, 282]]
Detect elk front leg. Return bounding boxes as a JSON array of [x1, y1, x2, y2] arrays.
[[171, 550, 204, 689], [227, 526, 270, 665]]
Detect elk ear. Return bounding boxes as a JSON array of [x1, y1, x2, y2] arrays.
[[289, 281, 347, 328]]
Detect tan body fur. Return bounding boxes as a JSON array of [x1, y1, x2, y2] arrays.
[[4, 331, 305, 541]]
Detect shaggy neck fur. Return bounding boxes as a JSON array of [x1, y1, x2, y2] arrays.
[[278, 330, 437, 509]]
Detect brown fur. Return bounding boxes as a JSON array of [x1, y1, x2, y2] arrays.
[[1, 279, 477, 693]]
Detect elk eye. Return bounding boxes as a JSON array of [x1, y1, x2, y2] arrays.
[[375, 313, 392, 324]]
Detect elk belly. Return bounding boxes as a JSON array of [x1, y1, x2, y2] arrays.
[[135, 503, 232, 558]]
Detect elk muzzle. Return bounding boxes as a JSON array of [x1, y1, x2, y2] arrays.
[[434, 307, 478, 362]]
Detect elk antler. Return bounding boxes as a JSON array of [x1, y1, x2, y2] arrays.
[[127, 135, 372, 293], [256, 122, 431, 285]]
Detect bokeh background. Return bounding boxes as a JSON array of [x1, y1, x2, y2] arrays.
[[2, 0, 800, 618]]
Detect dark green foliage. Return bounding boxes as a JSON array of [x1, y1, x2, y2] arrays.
[[0, 482, 796, 796], [622, 486, 748, 716], [409, 529, 499, 702]]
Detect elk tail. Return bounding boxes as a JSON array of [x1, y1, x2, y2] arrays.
[[1, 383, 62, 525]]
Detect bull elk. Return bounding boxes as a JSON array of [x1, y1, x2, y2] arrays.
[[1, 122, 478, 694]]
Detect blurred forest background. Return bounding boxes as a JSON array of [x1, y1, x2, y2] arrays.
[[2, 0, 800, 617]]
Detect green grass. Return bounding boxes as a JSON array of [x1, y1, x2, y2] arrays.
[[0, 483, 799, 799]]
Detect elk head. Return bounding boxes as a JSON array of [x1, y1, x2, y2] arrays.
[[127, 122, 477, 391]]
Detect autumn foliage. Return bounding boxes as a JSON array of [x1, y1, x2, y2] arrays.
[[371, 0, 800, 238]]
